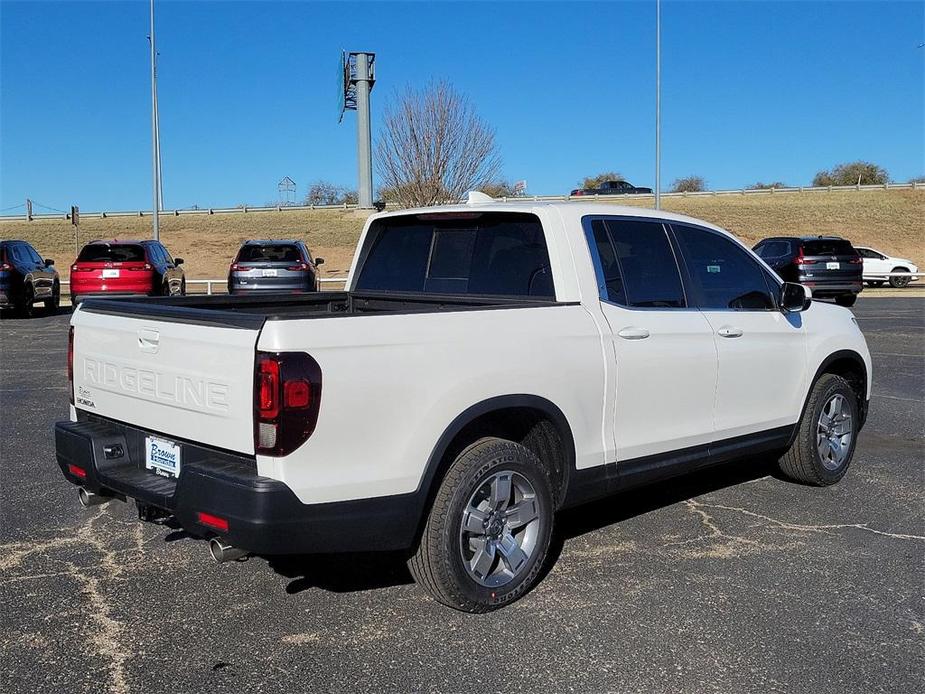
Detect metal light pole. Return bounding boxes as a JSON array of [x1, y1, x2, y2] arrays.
[[149, 0, 160, 239], [355, 53, 374, 209], [655, 0, 661, 210]]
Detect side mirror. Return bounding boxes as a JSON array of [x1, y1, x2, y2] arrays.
[[44, 258, 55, 267], [314, 257, 324, 266], [780, 282, 811, 313], [173, 257, 184, 266]]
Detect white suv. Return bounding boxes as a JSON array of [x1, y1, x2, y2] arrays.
[[856, 246, 919, 288]]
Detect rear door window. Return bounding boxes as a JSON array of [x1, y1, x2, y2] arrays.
[[671, 224, 776, 310], [355, 212, 554, 297], [77, 244, 146, 263], [585, 217, 686, 308], [803, 239, 856, 256], [755, 240, 791, 259]]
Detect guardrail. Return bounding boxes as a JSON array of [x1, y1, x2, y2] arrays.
[[4, 182, 921, 222], [59, 277, 349, 295]]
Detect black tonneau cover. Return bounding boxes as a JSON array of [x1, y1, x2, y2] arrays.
[[78, 291, 564, 329]]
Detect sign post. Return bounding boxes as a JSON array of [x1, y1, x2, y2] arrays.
[[71, 205, 80, 254]]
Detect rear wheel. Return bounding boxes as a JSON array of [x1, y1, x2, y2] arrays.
[[835, 294, 857, 307], [778, 374, 859, 486], [888, 268, 910, 289], [409, 437, 554, 612]]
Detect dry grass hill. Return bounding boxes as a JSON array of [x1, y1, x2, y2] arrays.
[[1, 189, 922, 282]]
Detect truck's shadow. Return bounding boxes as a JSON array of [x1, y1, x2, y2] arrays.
[[267, 456, 778, 596]]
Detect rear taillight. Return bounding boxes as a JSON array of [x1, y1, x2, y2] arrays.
[[0, 262, 10, 271], [67, 327, 75, 405], [254, 351, 322, 456], [794, 248, 816, 265], [287, 262, 309, 271], [849, 257, 862, 265]]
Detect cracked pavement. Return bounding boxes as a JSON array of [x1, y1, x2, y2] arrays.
[[1, 298, 923, 693]]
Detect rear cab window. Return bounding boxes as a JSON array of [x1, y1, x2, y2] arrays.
[[76, 244, 146, 263], [354, 212, 555, 298]]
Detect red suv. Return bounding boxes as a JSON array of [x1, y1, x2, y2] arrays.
[[70, 240, 185, 303]]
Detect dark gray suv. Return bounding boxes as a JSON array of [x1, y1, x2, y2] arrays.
[[227, 240, 323, 295]]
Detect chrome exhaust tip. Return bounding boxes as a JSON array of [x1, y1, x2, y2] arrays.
[[78, 487, 112, 508], [208, 538, 248, 564]]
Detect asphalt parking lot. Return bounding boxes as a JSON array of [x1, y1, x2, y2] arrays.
[[1, 297, 922, 694]]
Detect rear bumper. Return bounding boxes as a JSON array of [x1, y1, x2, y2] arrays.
[[228, 282, 316, 294], [802, 280, 863, 297], [54, 416, 420, 555]]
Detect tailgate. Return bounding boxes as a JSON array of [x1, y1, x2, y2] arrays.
[[71, 306, 260, 454]]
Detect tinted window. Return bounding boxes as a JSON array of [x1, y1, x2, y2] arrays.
[[157, 244, 173, 264], [588, 218, 685, 308], [803, 239, 855, 256], [237, 244, 302, 263], [77, 244, 146, 263], [754, 240, 791, 259], [8, 244, 26, 263], [672, 224, 775, 310], [24, 244, 43, 263], [355, 212, 554, 297]]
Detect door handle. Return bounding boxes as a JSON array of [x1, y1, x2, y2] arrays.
[[617, 327, 650, 340], [717, 326, 744, 338]]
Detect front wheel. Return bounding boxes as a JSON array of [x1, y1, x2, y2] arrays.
[[408, 437, 554, 612], [835, 294, 857, 307], [778, 374, 859, 486], [44, 282, 60, 313]]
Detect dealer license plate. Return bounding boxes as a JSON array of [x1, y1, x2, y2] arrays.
[[145, 436, 181, 479], [102, 269, 120, 278], [261, 269, 278, 277], [826, 262, 839, 270]]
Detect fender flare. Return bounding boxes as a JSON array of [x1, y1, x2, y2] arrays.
[[790, 349, 869, 447], [412, 394, 577, 517]]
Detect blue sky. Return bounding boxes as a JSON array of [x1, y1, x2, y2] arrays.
[[1, 0, 923, 212]]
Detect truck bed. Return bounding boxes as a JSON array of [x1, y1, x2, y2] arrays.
[[78, 291, 564, 329]]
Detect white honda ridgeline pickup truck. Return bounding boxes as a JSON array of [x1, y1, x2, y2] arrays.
[[56, 195, 871, 612]]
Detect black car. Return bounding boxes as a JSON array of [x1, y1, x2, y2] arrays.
[[228, 240, 323, 294], [0, 240, 60, 316], [753, 236, 863, 307], [570, 180, 653, 196]]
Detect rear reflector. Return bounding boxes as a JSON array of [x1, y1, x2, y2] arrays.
[[67, 463, 86, 479], [197, 511, 229, 532]]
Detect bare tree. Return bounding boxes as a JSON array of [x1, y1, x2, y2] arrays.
[[376, 80, 502, 207], [304, 180, 356, 206], [671, 176, 707, 193]]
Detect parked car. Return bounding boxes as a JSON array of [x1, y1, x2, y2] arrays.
[[57, 198, 871, 612], [753, 236, 863, 307], [70, 240, 185, 303], [854, 246, 919, 288], [570, 180, 653, 196], [0, 239, 59, 316], [228, 240, 323, 294]]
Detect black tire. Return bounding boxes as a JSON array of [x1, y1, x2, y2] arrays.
[[888, 268, 910, 289], [866, 281, 884, 288], [408, 437, 554, 612], [44, 282, 60, 313], [18, 283, 35, 318], [778, 374, 859, 486], [835, 294, 857, 307]]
